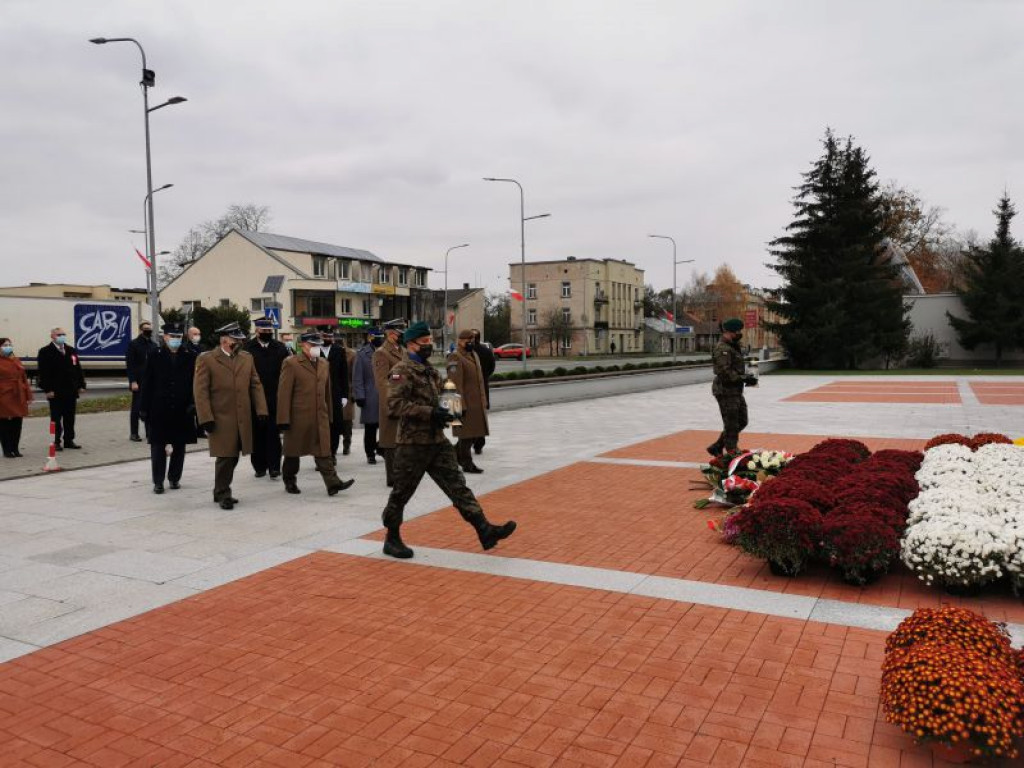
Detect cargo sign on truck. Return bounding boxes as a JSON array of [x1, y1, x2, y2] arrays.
[[73, 304, 133, 359]]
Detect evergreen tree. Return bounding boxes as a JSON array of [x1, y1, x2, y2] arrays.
[[947, 194, 1024, 364], [766, 129, 909, 368]]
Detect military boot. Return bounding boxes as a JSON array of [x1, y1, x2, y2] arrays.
[[383, 528, 413, 559], [470, 516, 517, 551]]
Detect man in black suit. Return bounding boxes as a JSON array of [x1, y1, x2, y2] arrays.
[[319, 327, 349, 457], [36, 327, 86, 450], [125, 321, 157, 442], [244, 318, 289, 478]]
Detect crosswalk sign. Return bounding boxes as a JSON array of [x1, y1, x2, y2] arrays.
[[264, 307, 282, 328]]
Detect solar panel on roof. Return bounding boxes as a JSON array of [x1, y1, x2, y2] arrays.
[[262, 275, 286, 293]]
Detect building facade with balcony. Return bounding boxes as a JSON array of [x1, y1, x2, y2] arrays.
[[159, 229, 432, 346], [509, 257, 645, 356]]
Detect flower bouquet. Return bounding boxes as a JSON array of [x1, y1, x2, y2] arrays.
[[692, 449, 792, 509]]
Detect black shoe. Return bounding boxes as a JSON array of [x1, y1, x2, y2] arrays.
[[254, 470, 267, 478], [130, 434, 142, 442], [268, 470, 280, 479], [153, 484, 164, 494], [706, 443, 723, 457], [477, 520, 517, 551], [169, 480, 180, 490], [367, 455, 377, 465], [343, 446, 351, 456], [12, 450, 22, 458], [284, 481, 301, 494], [4, 452, 15, 458], [219, 498, 235, 510], [383, 530, 414, 559], [55, 444, 63, 452], [65, 442, 82, 449], [327, 478, 355, 496], [473, 446, 483, 455], [464, 464, 484, 474]]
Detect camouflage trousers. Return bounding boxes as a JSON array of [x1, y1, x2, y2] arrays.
[[713, 393, 748, 452], [381, 443, 484, 531]]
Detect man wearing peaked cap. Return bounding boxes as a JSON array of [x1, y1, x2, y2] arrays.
[[193, 319, 268, 509], [372, 319, 408, 485], [245, 317, 289, 480], [276, 331, 355, 496], [707, 318, 758, 457]]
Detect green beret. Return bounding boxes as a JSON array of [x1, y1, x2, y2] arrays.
[[403, 321, 432, 343], [722, 318, 744, 333]]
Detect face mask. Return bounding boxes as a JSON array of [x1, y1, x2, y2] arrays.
[[371, 338, 383, 348], [307, 346, 321, 359], [285, 341, 296, 352], [0, 346, 12, 357], [464, 343, 474, 353], [142, 329, 152, 338], [55, 335, 67, 345], [734, 333, 743, 342], [189, 335, 201, 344], [416, 344, 433, 359], [167, 338, 182, 350], [258, 333, 273, 342]]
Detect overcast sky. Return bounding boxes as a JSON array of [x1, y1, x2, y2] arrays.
[[2, 1, 1022, 298]]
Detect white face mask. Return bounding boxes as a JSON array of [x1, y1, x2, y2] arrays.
[[189, 335, 201, 344], [306, 345, 322, 359]]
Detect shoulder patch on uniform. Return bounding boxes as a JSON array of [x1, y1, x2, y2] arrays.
[[390, 373, 402, 381]]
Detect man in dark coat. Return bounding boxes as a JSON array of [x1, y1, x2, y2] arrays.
[[36, 327, 86, 450], [140, 323, 197, 493], [125, 321, 157, 442], [470, 329, 495, 456], [187, 326, 207, 438], [707, 318, 758, 457], [353, 328, 382, 464], [378, 321, 516, 559], [244, 318, 289, 479], [446, 330, 488, 474], [319, 327, 350, 457]]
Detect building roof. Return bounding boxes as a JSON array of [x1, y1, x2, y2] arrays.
[[509, 257, 642, 270], [431, 287, 482, 307], [239, 230, 382, 264]]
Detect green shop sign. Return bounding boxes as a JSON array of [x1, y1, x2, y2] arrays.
[[337, 317, 372, 329]]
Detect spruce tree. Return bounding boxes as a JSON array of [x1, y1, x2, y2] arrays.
[[766, 129, 909, 368], [947, 195, 1024, 364]]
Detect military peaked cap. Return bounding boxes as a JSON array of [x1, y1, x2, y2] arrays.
[[215, 321, 247, 339], [299, 332, 323, 345]]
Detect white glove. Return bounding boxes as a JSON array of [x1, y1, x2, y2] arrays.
[[341, 397, 348, 407]]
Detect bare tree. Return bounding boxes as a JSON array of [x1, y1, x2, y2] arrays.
[[160, 203, 272, 286], [538, 307, 573, 357]]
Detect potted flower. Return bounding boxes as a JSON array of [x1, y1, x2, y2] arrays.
[[731, 498, 822, 576], [820, 510, 900, 585]]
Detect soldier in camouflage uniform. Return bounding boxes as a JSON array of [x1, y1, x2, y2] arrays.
[[379, 321, 517, 559], [707, 317, 758, 457]]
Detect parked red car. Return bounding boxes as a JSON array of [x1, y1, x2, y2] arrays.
[[494, 343, 533, 360]]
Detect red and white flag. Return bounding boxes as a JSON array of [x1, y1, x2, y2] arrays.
[[135, 248, 152, 269], [660, 308, 675, 322], [509, 289, 524, 302]]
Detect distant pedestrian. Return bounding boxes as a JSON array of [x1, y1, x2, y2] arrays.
[[193, 322, 268, 509], [470, 329, 495, 456], [0, 337, 33, 458], [36, 327, 86, 450], [707, 318, 758, 457], [379, 321, 516, 559], [245, 318, 289, 479], [319, 328, 350, 457], [140, 323, 197, 493], [280, 333, 296, 355], [277, 332, 355, 496], [126, 321, 157, 442], [187, 326, 205, 355], [446, 330, 488, 474], [373, 319, 407, 486], [353, 328, 383, 463]]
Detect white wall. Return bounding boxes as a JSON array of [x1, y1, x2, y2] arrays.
[[906, 293, 1024, 362]]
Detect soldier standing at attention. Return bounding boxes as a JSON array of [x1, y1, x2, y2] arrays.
[[193, 322, 268, 509], [446, 329, 487, 474], [707, 318, 757, 457], [245, 318, 289, 479], [277, 332, 355, 496], [379, 322, 516, 559], [372, 319, 406, 486]]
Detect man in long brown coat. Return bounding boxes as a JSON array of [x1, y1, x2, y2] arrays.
[[277, 332, 355, 495], [445, 329, 488, 474], [372, 319, 406, 486], [193, 322, 268, 509]]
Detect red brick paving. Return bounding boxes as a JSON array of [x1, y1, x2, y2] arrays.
[[0, 553, 967, 767], [970, 381, 1024, 406], [784, 381, 961, 404]]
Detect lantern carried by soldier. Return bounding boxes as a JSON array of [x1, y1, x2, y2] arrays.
[[439, 379, 464, 427]]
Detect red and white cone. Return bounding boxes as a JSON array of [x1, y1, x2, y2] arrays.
[[42, 420, 61, 472]]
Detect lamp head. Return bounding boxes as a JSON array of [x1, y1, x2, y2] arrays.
[[167, 96, 187, 105], [89, 37, 108, 44]]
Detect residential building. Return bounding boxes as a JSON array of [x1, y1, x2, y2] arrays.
[[159, 229, 432, 347], [431, 286, 486, 350], [0, 283, 148, 302], [510, 257, 645, 356]]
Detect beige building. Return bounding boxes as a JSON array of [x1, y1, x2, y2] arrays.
[[436, 286, 485, 349], [510, 257, 645, 356], [0, 283, 147, 302], [159, 229, 433, 346]]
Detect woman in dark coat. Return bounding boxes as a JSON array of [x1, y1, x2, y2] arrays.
[[141, 324, 198, 493], [352, 329, 383, 464]]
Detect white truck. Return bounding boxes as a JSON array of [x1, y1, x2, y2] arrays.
[[0, 295, 143, 375]]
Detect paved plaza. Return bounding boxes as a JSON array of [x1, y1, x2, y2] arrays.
[[1, 373, 1023, 766]]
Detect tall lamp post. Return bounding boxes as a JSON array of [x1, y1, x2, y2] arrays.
[[648, 235, 694, 363], [442, 243, 469, 354], [483, 177, 550, 372], [90, 36, 186, 329], [142, 184, 173, 314]]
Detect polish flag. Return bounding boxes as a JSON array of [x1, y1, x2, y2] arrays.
[[135, 248, 152, 269], [660, 308, 674, 322], [509, 289, 524, 302]]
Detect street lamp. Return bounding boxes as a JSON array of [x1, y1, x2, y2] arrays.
[[90, 36, 186, 329], [483, 177, 550, 371], [649, 235, 694, 363], [443, 243, 469, 354], [142, 184, 173, 315]]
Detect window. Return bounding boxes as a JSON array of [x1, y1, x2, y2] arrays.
[[306, 295, 334, 316], [414, 270, 426, 287], [561, 281, 571, 298], [379, 266, 391, 284], [341, 298, 352, 315], [339, 260, 350, 280], [528, 334, 538, 349], [182, 300, 199, 313], [250, 297, 264, 312], [312, 255, 328, 277], [398, 267, 408, 285], [362, 299, 371, 315], [561, 308, 571, 324], [350, 262, 361, 282], [527, 309, 537, 325], [560, 336, 572, 349], [219, 298, 231, 308], [527, 283, 537, 299]]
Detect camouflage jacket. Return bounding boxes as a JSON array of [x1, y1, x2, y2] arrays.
[[712, 339, 745, 397], [386, 356, 448, 445]]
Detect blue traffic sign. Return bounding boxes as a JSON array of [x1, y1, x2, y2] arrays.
[[264, 307, 282, 328]]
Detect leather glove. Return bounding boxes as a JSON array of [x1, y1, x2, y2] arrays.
[[743, 375, 758, 387], [256, 414, 268, 424], [355, 398, 366, 408], [430, 407, 456, 429], [278, 423, 290, 432], [200, 421, 215, 433]]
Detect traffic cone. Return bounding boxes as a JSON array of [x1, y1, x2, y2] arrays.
[[42, 420, 61, 472]]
